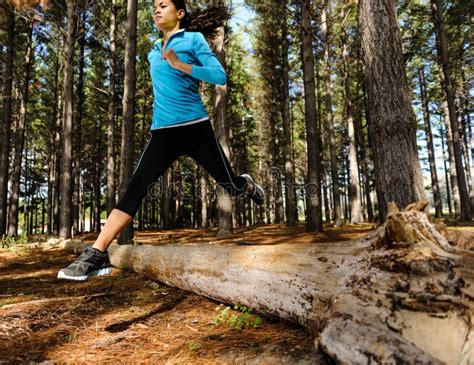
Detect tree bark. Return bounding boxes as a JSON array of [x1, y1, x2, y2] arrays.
[[118, 0, 138, 244], [64, 201, 473, 364], [93, 117, 101, 232], [72, 9, 86, 235], [0, 3, 15, 235], [357, 60, 374, 222], [161, 169, 172, 229], [440, 125, 453, 216], [430, 0, 471, 220], [53, 90, 62, 235], [341, 20, 363, 224], [199, 167, 209, 229], [210, 3, 233, 237], [418, 66, 442, 217], [459, 67, 474, 213], [8, 18, 34, 236], [59, 0, 77, 238], [46, 54, 60, 235], [443, 100, 460, 216], [281, 0, 297, 227], [107, 0, 117, 216], [322, 0, 342, 226], [359, 0, 426, 222], [300, 0, 322, 232]]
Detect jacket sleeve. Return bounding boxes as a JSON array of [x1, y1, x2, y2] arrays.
[[191, 32, 227, 85]]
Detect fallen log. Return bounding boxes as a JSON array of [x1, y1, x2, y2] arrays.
[[62, 202, 473, 364]]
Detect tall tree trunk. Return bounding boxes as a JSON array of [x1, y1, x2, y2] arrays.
[[0, 3, 15, 235], [442, 101, 460, 216], [107, 0, 117, 216], [439, 125, 452, 216], [59, 0, 77, 238], [199, 167, 209, 229], [53, 92, 62, 235], [359, 0, 426, 222], [211, 1, 232, 237], [161, 169, 171, 229], [430, 0, 471, 220], [46, 55, 60, 235], [322, 0, 342, 226], [72, 9, 86, 235], [460, 68, 474, 211], [281, 0, 296, 227], [418, 66, 442, 217], [357, 62, 374, 221], [300, 0, 322, 232], [118, 0, 138, 244], [342, 21, 363, 224], [94, 118, 101, 232], [8, 19, 34, 236]]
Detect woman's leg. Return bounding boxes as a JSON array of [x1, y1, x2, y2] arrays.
[[93, 129, 182, 252], [185, 120, 258, 200], [92, 209, 133, 252]]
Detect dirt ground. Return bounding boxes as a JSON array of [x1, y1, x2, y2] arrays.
[[1, 222, 470, 363]]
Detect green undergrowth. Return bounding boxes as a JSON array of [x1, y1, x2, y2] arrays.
[[212, 304, 263, 331]]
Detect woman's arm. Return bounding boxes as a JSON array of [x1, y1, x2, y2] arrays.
[[190, 32, 227, 85], [163, 32, 227, 85], [163, 48, 193, 75]]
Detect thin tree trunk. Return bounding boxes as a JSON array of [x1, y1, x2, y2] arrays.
[[342, 22, 363, 224], [46, 55, 60, 235], [440, 125, 452, 215], [118, 0, 138, 244], [461, 69, 474, 211], [210, 4, 233, 237], [59, 0, 77, 238], [161, 169, 171, 229], [300, 0, 322, 231], [0, 3, 15, 235], [430, 0, 471, 220], [53, 92, 62, 235], [107, 0, 117, 216], [200, 167, 209, 229], [322, 1, 342, 226], [94, 118, 101, 232], [418, 66, 442, 217], [443, 100, 460, 216], [359, 0, 426, 222], [281, 0, 297, 227], [72, 9, 86, 235], [358, 62, 374, 222], [8, 19, 34, 236]]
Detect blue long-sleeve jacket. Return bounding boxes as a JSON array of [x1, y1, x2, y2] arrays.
[[148, 29, 227, 129]]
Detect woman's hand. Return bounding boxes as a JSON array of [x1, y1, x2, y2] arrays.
[[163, 48, 193, 75], [163, 48, 181, 68]]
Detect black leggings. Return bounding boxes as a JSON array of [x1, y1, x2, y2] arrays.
[[115, 119, 248, 217]]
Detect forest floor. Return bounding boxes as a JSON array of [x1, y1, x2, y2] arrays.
[[1, 221, 472, 364]]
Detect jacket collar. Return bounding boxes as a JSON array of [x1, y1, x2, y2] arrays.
[[154, 28, 185, 45]]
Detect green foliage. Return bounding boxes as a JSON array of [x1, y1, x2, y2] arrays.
[[1, 232, 29, 248], [212, 303, 263, 331], [187, 340, 201, 353]]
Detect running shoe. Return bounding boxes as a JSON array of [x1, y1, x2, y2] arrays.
[[241, 173, 265, 205], [57, 246, 112, 281]]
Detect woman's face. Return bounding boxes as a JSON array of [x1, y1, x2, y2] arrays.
[[153, 0, 185, 30]]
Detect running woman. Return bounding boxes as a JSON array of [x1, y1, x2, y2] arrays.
[[57, 0, 265, 281]]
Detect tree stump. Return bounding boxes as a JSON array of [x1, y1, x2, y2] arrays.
[[62, 201, 473, 364]]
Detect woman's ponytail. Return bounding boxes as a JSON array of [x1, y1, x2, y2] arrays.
[[171, 1, 231, 38]]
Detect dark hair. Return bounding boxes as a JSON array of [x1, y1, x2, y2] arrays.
[[169, 0, 230, 38]]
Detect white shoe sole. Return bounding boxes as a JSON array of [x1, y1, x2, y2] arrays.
[[57, 267, 112, 281]]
